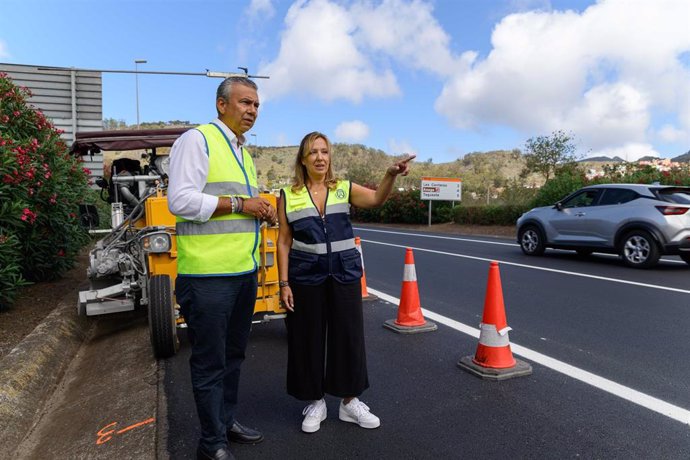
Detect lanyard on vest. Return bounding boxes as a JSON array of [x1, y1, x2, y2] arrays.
[[209, 123, 260, 269], [211, 123, 253, 197]]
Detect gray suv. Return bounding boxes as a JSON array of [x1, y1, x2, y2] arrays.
[[517, 184, 690, 268]]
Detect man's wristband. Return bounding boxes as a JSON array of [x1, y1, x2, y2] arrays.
[[279, 281, 289, 288], [237, 196, 244, 214]]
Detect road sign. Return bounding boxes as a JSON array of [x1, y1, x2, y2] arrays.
[[421, 177, 462, 201]]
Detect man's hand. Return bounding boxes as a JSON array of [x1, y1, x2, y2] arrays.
[[242, 197, 277, 224]]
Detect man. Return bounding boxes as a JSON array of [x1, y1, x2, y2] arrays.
[[168, 76, 277, 460]]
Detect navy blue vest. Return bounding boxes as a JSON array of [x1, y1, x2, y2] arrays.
[[282, 180, 362, 285]]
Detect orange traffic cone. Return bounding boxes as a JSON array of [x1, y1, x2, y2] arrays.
[[458, 261, 532, 380], [383, 248, 437, 334], [355, 237, 377, 301]]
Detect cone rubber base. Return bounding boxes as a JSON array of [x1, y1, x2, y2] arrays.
[[362, 293, 379, 302], [383, 319, 438, 334], [457, 355, 532, 381]]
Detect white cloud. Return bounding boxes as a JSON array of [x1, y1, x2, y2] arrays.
[[258, 0, 469, 103], [658, 124, 688, 143], [259, 0, 400, 103], [388, 138, 416, 156], [435, 0, 690, 155], [565, 83, 650, 149], [588, 143, 659, 162], [246, 0, 276, 19], [0, 40, 9, 59], [351, 0, 460, 77], [335, 120, 369, 142], [258, 0, 689, 157]]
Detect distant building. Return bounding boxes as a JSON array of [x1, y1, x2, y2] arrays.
[[0, 62, 104, 178], [585, 158, 683, 180]]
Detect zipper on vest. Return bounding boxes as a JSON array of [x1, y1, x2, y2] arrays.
[[322, 200, 332, 277]]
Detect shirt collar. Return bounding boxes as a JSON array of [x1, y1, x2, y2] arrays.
[[213, 118, 246, 147]]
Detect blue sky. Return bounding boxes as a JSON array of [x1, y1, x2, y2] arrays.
[[1, 0, 689, 162]]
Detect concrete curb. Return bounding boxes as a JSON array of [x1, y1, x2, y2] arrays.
[[0, 291, 91, 458]]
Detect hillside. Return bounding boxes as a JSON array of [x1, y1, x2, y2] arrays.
[[100, 118, 688, 194], [249, 144, 529, 191], [672, 150, 690, 162], [581, 156, 625, 162]]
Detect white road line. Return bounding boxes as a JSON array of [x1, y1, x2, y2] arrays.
[[368, 287, 690, 426], [354, 226, 685, 265], [353, 226, 517, 246], [362, 239, 690, 295]]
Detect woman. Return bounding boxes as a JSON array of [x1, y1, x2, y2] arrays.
[[277, 131, 414, 433]]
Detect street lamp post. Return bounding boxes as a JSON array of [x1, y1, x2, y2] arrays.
[[134, 59, 147, 128]]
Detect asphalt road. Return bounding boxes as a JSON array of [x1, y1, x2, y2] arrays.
[[163, 224, 690, 459]]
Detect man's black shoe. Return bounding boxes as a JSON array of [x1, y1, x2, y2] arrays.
[[227, 421, 264, 444], [196, 446, 235, 460]]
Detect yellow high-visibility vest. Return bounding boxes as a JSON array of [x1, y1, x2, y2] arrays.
[[176, 123, 260, 275]]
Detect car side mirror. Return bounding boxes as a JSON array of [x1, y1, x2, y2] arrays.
[[554, 202, 563, 211]]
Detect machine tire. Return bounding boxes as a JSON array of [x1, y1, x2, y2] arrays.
[[619, 230, 660, 269], [679, 252, 690, 266], [148, 274, 179, 359], [518, 225, 546, 256]]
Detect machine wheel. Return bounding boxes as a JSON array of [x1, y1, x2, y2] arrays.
[[518, 225, 545, 256], [620, 230, 660, 269], [148, 274, 179, 359]]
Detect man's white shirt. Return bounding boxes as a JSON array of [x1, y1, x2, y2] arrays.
[[167, 119, 246, 222]]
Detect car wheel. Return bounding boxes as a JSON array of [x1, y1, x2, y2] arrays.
[[519, 225, 545, 256], [148, 274, 179, 359], [576, 249, 593, 257], [620, 230, 660, 269], [679, 253, 690, 266]]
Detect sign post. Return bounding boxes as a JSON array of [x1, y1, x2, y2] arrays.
[[420, 177, 462, 226]]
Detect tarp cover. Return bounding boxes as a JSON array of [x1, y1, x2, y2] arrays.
[[70, 128, 191, 155]]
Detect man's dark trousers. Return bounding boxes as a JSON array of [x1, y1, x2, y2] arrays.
[[176, 272, 258, 452]]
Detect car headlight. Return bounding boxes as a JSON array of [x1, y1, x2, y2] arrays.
[[154, 156, 170, 176], [142, 232, 172, 253]]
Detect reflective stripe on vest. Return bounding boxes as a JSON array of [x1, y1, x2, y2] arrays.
[[286, 202, 350, 222], [176, 219, 257, 236], [175, 123, 259, 275], [291, 237, 356, 255], [203, 181, 259, 197]]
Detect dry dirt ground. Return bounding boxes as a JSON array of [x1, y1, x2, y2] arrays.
[[0, 223, 515, 360], [0, 250, 90, 360]]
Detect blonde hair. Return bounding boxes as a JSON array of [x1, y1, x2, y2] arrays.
[[291, 131, 339, 192]]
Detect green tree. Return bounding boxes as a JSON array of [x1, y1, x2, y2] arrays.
[[521, 130, 579, 182], [345, 162, 379, 186], [103, 117, 127, 130], [529, 166, 588, 207]]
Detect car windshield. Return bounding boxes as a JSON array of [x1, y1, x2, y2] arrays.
[[655, 188, 690, 205]]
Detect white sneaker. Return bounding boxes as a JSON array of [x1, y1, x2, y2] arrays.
[[301, 398, 327, 433], [338, 398, 380, 429]]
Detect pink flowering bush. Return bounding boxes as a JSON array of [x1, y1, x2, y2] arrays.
[[0, 73, 90, 308]]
